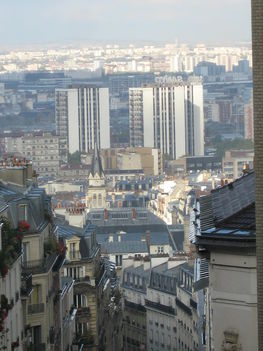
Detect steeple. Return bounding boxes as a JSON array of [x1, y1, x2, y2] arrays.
[[91, 144, 104, 178]]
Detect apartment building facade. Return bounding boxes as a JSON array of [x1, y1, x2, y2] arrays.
[[2, 132, 66, 178], [129, 78, 204, 159], [222, 149, 254, 180], [191, 171, 257, 351], [58, 224, 122, 351], [0, 159, 75, 351], [122, 263, 150, 351], [145, 261, 199, 351], [55, 85, 110, 155]]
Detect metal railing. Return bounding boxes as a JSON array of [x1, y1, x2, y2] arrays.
[[22, 253, 57, 275], [76, 307, 91, 318], [145, 299, 176, 315]]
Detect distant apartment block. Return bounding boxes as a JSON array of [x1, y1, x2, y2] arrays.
[[244, 97, 254, 141], [100, 147, 162, 176], [22, 132, 65, 178], [222, 149, 254, 180], [2, 132, 66, 178], [129, 78, 204, 159], [55, 85, 110, 155]]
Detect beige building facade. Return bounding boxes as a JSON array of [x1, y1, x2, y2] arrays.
[[222, 149, 254, 180]]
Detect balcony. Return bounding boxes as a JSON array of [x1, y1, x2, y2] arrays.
[[73, 333, 95, 348], [76, 307, 91, 323], [21, 273, 33, 297], [28, 303, 45, 314], [176, 298, 192, 316], [190, 298, 197, 310], [95, 264, 107, 286], [124, 299, 146, 313], [22, 253, 57, 275], [145, 299, 176, 316]]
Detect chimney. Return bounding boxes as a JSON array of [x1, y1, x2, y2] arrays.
[[132, 208, 136, 219], [243, 163, 250, 174], [146, 230, 150, 251], [109, 234, 114, 242], [143, 256, 151, 270], [104, 209, 108, 220]]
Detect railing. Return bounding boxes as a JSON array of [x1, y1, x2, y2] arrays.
[[28, 303, 45, 314], [124, 299, 146, 313], [22, 253, 57, 275], [74, 276, 91, 284], [95, 265, 107, 286], [21, 272, 32, 296], [145, 299, 176, 315], [76, 307, 91, 318], [73, 334, 95, 347], [176, 298, 192, 316], [190, 298, 197, 310]]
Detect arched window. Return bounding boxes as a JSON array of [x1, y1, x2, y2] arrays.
[[93, 194, 97, 207], [98, 193, 102, 207]]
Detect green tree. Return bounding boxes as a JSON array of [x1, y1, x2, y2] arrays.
[[213, 138, 254, 158], [68, 151, 81, 164]]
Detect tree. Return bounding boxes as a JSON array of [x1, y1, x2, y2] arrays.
[[68, 151, 81, 164]]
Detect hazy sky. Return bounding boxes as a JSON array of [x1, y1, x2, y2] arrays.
[[0, 0, 251, 47]]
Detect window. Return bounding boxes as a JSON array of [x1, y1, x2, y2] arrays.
[[93, 194, 97, 207], [18, 204, 28, 221], [98, 193, 102, 207], [158, 246, 164, 254], [74, 294, 87, 307], [66, 266, 82, 279], [31, 285, 42, 304], [70, 243, 76, 258], [22, 242, 29, 263]]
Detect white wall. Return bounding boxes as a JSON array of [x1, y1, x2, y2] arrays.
[[67, 89, 79, 154], [209, 251, 258, 351], [174, 86, 186, 159], [143, 88, 154, 148], [151, 149, 159, 176], [99, 88, 110, 149], [192, 84, 204, 156]]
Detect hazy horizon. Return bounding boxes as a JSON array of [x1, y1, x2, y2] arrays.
[[0, 0, 251, 48]]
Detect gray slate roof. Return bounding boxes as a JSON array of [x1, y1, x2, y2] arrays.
[[100, 240, 148, 254]]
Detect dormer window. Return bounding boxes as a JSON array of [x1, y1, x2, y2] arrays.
[[18, 204, 28, 222]]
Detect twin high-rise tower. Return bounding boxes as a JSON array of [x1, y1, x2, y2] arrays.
[[129, 77, 204, 159], [55, 85, 110, 156], [56, 78, 204, 160]]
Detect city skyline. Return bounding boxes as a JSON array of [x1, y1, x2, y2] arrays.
[[0, 0, 251, 47]]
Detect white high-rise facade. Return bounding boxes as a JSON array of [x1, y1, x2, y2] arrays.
[[56, 85, 110, 154], [129, 78, 204, 159]]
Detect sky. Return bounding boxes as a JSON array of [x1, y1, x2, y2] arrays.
[[0, 0, 251, 47]]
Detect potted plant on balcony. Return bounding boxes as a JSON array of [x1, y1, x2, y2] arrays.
[[18, 220, 30, 232], [0, 217, 24, 276]]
